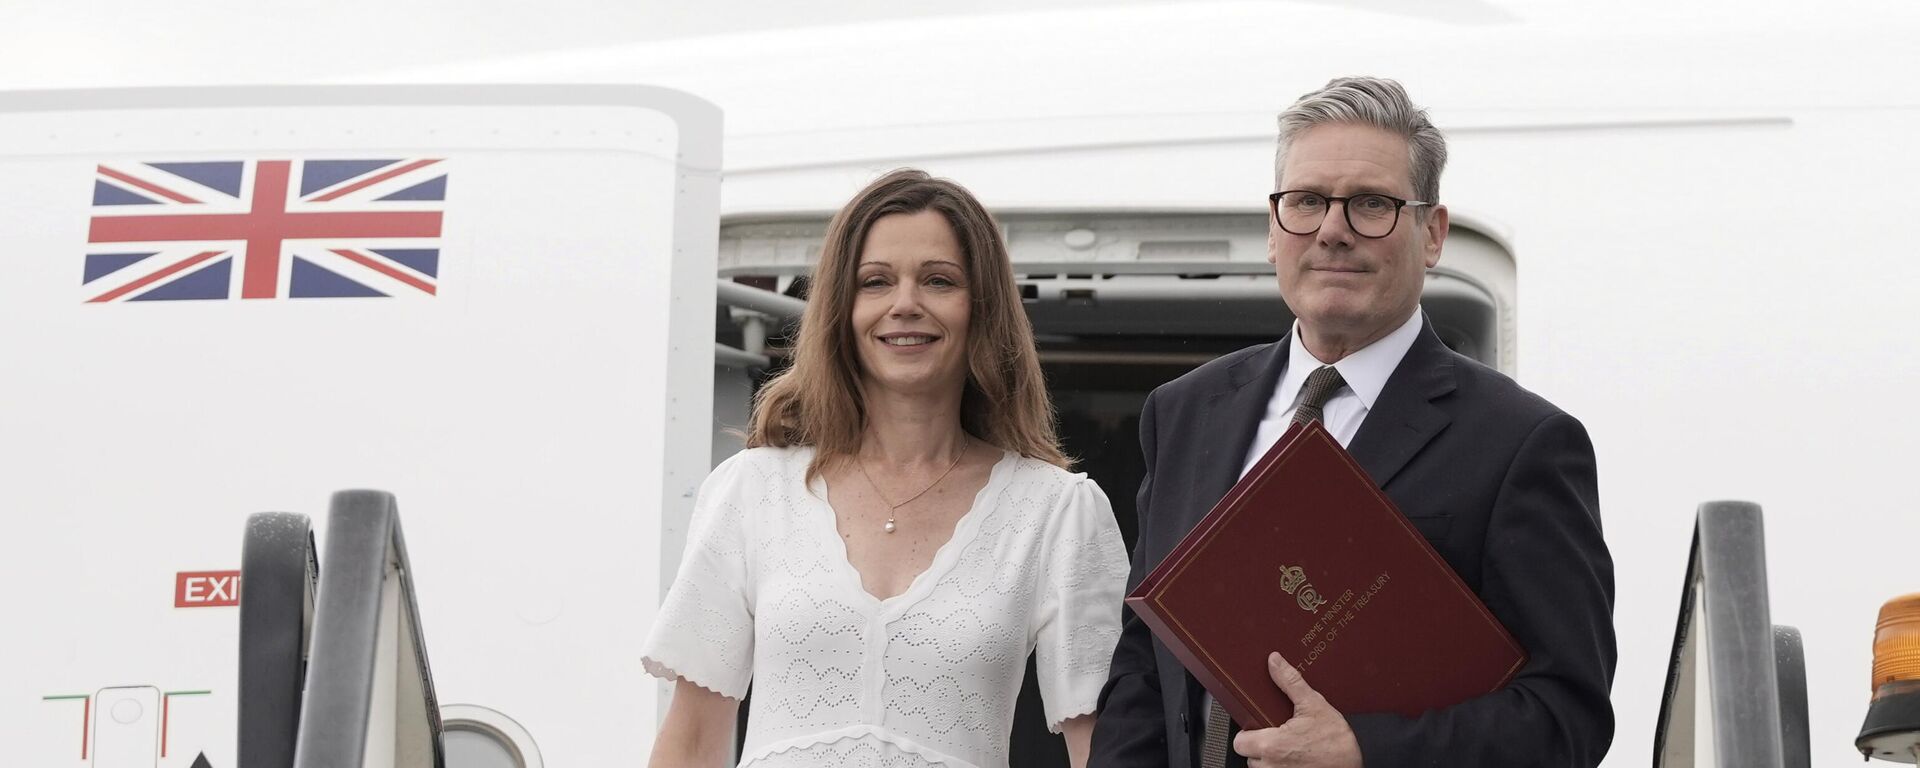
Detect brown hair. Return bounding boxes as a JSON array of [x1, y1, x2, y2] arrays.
[[746, 169, 1067, 481]]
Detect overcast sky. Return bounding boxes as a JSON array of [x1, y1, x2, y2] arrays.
[[0, 0, 1825, 91], [1, 0, 1225, 89]]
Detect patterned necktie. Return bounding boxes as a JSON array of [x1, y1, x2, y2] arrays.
[[1289, 365, 1347, 427], [1196, 364, 1346, 768]]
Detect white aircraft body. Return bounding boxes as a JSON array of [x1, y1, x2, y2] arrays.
[[5, 2, 1920, 766]]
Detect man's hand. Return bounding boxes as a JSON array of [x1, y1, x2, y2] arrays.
[[1232, 652, 1364, 768]]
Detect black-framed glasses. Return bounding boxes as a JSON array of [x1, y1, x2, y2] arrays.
[[1268, 190, 1432, 239]]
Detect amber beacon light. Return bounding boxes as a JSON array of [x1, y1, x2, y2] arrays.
[[1858, 593, 1920, 761]]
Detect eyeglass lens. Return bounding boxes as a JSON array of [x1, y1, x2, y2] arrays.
[[1274, 192, 1403, 238]]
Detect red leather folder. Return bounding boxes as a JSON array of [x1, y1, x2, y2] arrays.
[[1126, 421, 1526, 728]]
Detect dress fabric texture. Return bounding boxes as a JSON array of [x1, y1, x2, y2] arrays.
[[642, 445, 1131, 768]]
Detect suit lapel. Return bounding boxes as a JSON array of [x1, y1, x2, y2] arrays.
[[1193, 340, 1289, 516], [1347, 318, 1456, 488]]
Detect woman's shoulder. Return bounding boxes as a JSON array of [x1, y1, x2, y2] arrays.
[[704, 444, 816, 491], [1000, 451, 1086, 484], [996, 451, 1103, 508], [993, 453, 1127, 571], [717, 443, 816, 469]]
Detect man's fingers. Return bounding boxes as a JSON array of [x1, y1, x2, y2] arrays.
[[1235, 724, 1301, 763], [1233, 726, 1286, 758], [1267, 651, 1324, 708]]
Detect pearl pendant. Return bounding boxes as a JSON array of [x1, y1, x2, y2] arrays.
[[883, 519, 897, 534]]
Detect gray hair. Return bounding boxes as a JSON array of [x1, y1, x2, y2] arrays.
[[1274, 77, 1447, 206]]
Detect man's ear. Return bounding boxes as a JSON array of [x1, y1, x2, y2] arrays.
[[1423, 204, 1449, 269]]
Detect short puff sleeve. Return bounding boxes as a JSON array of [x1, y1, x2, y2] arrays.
[[640, 452, 756, 698], [1031, 476, 1130, 731]]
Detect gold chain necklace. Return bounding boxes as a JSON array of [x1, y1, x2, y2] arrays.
[[858, 438, 968, 534]]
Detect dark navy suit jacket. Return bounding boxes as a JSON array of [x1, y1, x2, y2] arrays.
[[1089, 321, 1616, 768]]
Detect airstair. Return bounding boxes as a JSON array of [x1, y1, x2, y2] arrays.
[[238, 491, 542, 768]]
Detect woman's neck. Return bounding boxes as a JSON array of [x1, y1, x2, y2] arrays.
[[859, 388, 970, 469]]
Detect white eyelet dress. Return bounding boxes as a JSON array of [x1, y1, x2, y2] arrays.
[[641, 446, 1131, 768]]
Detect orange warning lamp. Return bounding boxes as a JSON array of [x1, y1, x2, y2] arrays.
[[1858, 593, 1920, 761]]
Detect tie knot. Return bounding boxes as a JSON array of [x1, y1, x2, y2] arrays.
[[1292, 365, 1346, 426]]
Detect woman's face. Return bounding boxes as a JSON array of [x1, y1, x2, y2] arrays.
[[850, 210, 972, 401]]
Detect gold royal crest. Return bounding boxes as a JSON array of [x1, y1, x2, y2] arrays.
[[1278, 563, 1328, 613]]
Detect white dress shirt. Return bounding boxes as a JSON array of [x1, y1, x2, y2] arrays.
[[1238, 311, 1425, 476]]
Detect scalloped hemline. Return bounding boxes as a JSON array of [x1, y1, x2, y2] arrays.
[[1045, 704, 1099, 735], [641, 655, 746, 700], [741, 726, 980, 768]]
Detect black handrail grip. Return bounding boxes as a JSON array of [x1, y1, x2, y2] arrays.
[[1653, 501, 1792, 767], [292, 490, 445, 768], [238, 512, 317, 768], [1774, 626, 1811, 768]]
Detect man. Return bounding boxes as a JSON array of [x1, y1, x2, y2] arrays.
[[1088, 77, 1616, 768]]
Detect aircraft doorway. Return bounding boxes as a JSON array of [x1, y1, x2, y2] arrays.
[[714, 213, 1514, 768]]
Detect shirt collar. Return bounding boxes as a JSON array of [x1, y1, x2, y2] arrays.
[[1278, 311, 1424, 411]]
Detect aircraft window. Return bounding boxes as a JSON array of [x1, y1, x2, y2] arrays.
[[443, 704, 544, 768]]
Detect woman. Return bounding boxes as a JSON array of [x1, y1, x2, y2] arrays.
[[642, 169, 1129, 768]]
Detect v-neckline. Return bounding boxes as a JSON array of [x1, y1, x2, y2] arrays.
[[814, 448, 1018, 612]]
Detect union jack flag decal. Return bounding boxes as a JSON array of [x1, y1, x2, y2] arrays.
[[84, 159, 447, 302]]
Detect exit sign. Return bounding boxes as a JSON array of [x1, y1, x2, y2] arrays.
[[174, 571, 240, 608]]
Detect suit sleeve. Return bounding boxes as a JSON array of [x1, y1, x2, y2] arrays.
[[1089, 388, 1172, 767], [1347, 412, 1617, 768]]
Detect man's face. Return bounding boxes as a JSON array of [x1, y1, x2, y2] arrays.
[[1270, 122, 1447, 353]]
